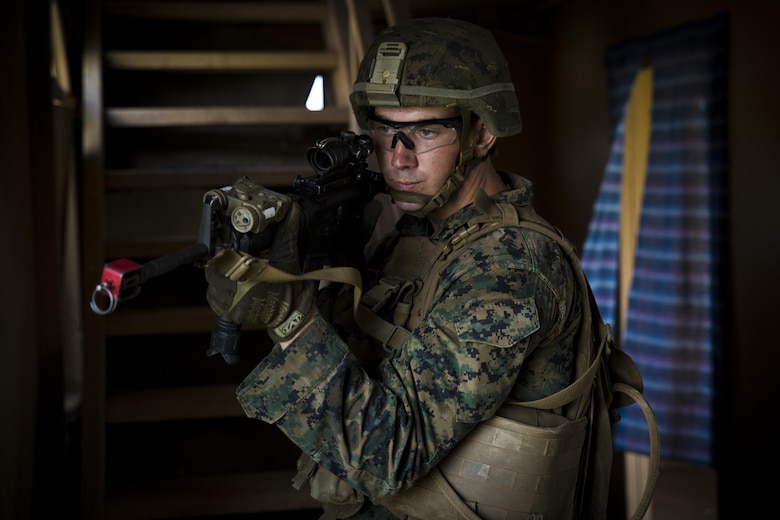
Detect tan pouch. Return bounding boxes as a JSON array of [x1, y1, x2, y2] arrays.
[[375, 408, 588, 520]]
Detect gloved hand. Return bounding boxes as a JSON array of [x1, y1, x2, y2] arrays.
[[204, 201, 317, 343]]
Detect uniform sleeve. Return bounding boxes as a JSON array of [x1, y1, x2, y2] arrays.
[[235, 233, 571, 499]]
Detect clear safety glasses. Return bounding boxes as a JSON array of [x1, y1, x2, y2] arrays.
[[366, 114, 462, 154]]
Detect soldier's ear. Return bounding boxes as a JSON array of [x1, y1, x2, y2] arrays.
[[471, 119, 497, 159]]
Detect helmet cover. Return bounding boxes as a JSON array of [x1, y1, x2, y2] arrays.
[[350, 17, 522, 137]]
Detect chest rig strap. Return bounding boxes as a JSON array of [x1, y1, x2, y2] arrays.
[[356, 275, 419, 350], [439, 189, 517, 259], [354, 189, 517, 351]]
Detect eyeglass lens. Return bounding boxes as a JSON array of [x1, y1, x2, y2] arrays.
[[367, 117, 460, 154]]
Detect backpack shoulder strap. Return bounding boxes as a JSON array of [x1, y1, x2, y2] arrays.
[[510, 205, 660, 520]]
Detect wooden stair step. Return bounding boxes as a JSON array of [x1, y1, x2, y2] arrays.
[[105, 470, 320, 520], [104, 1, 328, 23], [104, 50, 339, 71], [106, 306, 215, 336], [104, 167, 308, 190], [106, 106, 352, 127], [105, 239, 204, 260], [107, 384, 245, 423], [105, 306, 268, 336]]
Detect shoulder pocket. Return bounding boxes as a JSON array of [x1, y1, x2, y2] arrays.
[[453, 298, 539, 348]]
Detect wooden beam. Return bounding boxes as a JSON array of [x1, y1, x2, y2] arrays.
[[104, 167, 305, 190], [105, 51, 339, 71], [106, 106, 351, 127], [105, 471, 321, 519], [106, 384, 245, 422], [104, 1, 327, 23]]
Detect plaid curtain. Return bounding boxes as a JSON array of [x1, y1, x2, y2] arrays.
[[581, 13, 729, 465]]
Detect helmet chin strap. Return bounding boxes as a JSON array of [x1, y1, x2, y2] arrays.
[[388, 111, 481, 218]]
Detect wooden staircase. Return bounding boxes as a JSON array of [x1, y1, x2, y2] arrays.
[[80, 1, 409, 519]]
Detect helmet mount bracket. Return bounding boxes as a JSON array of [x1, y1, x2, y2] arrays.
[[366, 42, 407, 106]]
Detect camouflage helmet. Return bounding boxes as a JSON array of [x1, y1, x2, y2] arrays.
[[350, 17, 523, 137]]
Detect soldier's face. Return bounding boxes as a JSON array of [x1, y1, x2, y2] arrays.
[[372, 106, 461, 214]]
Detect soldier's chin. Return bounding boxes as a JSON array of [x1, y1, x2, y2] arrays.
[[392, 199, 425, 213]]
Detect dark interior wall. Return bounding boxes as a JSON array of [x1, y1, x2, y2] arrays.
[[547, 0, 780, 515], [490, 31, 555, 222], [2, 0, 70, 518], [0, 1, 38, 519]]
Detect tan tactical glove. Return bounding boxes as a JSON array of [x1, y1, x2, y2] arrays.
[[204, 202, 317, 343]]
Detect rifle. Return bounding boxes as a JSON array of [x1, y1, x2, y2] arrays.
[[89, 130, 385, 364]]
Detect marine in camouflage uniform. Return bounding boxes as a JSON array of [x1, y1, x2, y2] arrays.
[[205, 17, 583, 520], [236, 170, 580, 518]]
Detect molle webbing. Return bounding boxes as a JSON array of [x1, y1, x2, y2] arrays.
[[356, 234, 446, 348], [375, 409, 589, 520], [355, 189, 508, 349]]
